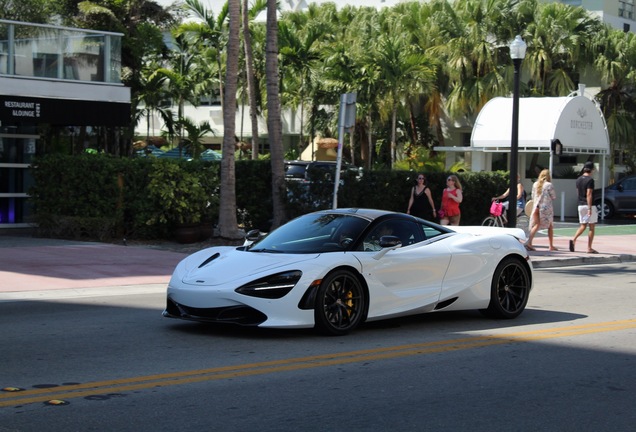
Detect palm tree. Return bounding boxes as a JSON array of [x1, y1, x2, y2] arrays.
[[318, 6, 382, 169], [218, 0, 241, 239], [593, 28, 636, 176], [182, 0, 229, 108], [279, 16, 331, 156], [399, 0, 449, 151], [266, 0, 286, 228], [524, 1, 601, 96], [136, 65, 172, 142], [435, 0, 510, 120], [176, 117, 216, 159], [242, 0, 267, 159], [372, 31, 436, 167], [150, 34, 208, 154]]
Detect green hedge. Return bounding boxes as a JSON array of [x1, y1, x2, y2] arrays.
[[29, 154, 511, 240]]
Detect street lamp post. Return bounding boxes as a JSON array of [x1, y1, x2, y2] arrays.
[[508, 35, 527, 228]]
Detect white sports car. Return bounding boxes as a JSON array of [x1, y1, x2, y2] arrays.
[[163, 208, 533, 335]]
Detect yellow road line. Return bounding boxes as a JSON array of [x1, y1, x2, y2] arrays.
[[2, 318, 636, 408]]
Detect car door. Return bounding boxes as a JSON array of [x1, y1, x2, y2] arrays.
[[352, 220, 451, 319]]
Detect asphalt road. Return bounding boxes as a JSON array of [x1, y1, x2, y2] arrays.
[[1, 263, 635, 431]]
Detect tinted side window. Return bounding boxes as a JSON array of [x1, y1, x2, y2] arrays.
[[285, 164, 307, 179], [623, 177, 636, 191], [360, 220, 423, 251]]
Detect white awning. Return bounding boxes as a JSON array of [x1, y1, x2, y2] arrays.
[[469, 95, 610, 155]]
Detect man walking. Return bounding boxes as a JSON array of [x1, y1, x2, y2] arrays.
[[570, 161, 598, 253]]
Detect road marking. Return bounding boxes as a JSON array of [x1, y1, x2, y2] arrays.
[[2, 318, 636, 408]]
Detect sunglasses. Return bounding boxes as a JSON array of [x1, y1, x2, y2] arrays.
[[447, 178, 454, 182]]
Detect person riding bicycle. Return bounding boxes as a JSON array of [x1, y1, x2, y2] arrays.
[[492, 174, 526, 221]]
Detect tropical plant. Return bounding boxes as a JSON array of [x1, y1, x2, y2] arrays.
[[182, 0, 229, 108], [146, 160, 210, 226], [176, 118, 216, 159], [524, 1, 601, 96], [372, 30, 435, 167], [150, 33, 210, 150], [593, 27, 636, 178]]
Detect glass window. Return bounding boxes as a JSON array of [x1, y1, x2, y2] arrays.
[[362, 220, 423, 251]]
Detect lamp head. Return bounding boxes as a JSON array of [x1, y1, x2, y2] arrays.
[[509, 35, 527, 60]]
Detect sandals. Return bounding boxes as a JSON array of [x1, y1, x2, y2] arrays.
[[588, 249, 599, 254], [569, 240, 574, 252], [524, 244, 536, 251]]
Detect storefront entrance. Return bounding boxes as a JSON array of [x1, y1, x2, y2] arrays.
[[0, 131, 38, 227]]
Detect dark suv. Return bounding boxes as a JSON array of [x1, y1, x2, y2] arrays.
[[284, 160, 360, 182], [594, 174, 636, 218], [284, 160, 360, 209]]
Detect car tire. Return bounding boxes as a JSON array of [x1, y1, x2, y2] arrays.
[[594, 200, 614, 219], [314, 269, 367, 336], [483, 257, 531, 319]]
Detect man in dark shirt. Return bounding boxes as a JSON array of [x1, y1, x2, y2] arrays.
[[569, 161, 598, 253]]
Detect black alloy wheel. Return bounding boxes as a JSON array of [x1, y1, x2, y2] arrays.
[[314, 270, 367, 336], [484, 257, 531, 319]]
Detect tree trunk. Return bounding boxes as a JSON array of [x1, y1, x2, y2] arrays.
[[242, 0, 260, 160], [367, 114, 373, 170], [218, 0, 242, 240], [391, 105, 398, 168], [266, 0, 286, 229], [349, 129, 355, 166]]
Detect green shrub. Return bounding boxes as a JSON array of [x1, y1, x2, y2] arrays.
[[29, 154, 516, 240]]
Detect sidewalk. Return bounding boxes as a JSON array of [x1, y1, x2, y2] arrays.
[[522, 230, 636, 268], [0, 236, 190, 299], [0, 226, 634, 299]]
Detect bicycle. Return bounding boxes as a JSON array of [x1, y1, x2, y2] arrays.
[[482, 200, 530, 235]]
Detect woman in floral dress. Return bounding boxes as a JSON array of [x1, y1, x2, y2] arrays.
[[525, 168, 557, 251]]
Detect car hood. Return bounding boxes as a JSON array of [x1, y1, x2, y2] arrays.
[[179, 246, 320, 286]]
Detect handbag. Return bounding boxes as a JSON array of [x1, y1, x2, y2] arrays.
[[490, 201, 503, 216], [437, 209, 445, 218], [524, 199, 534, 217]]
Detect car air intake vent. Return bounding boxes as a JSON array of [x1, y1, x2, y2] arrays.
[[164, 298, 267, 326], [434, 297, 458, 310], [198, 252, 220, 268]]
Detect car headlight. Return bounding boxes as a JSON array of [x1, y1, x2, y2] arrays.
[[235, 271, 302, 299]]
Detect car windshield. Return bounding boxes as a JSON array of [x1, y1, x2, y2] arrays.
[[249, 213, 370, 254]]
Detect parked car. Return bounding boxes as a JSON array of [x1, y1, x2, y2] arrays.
[[284, 160, 360, 182], [594, 174, 636, 218], [284, 160, 361, 210], [163, 208, 533, 335]]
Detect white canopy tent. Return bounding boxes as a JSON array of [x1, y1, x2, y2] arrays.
[[471, 92, 610, 158], [457, 86, 611, 218]]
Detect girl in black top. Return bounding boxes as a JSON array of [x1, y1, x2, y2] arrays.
[[407, 173, 436, 219]]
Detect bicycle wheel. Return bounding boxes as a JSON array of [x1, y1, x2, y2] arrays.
[[482, 216, 501, 227]]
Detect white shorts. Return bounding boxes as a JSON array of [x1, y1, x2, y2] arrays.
[[577, 205, 598, 224]]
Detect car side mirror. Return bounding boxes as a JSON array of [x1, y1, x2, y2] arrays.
[[617, 184, 624, 192], [245, 229, 262, 242]]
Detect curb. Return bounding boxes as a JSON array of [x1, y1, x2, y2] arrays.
[[532, 254, 636, 269]]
